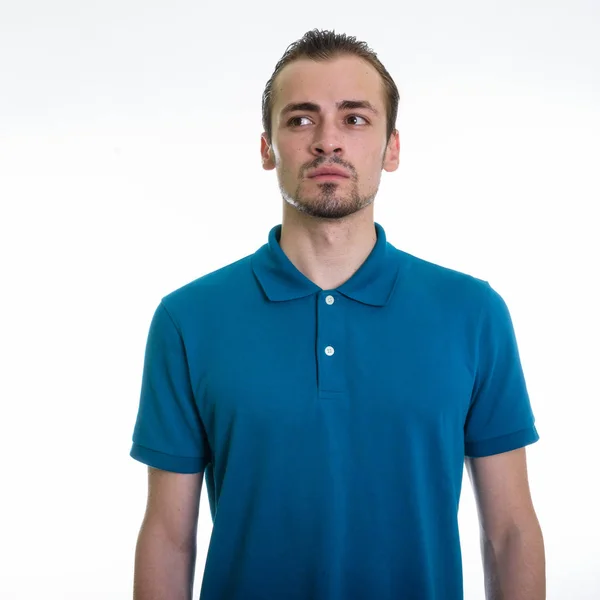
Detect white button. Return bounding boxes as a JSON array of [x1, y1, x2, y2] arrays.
[[325, 346, 335, 356], [325, 295, 335, 305]]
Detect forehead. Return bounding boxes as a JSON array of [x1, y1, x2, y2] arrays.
[[272, 55, 384, 117]]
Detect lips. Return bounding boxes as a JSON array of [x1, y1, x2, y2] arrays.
[[308, 167, 349, 178]]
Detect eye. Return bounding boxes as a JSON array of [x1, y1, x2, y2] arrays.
[[287, 115, 369, 127], [288, 116, 312, 127], [346, 115, 369, 126]]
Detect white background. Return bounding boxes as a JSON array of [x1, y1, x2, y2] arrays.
[[1, 0, 599, 598]]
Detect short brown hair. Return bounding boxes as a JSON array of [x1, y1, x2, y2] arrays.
[[262, 29, 400, 146]]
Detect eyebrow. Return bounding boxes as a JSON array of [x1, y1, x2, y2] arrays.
[[280, 99, 380, 117]]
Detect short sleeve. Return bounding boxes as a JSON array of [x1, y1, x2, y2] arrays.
[[130, 301, 210, 473], [464, 282, 540, 457]]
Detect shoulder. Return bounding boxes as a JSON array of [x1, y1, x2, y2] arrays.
[[159, 253, 254, 323], [391, 245, 491, 313]]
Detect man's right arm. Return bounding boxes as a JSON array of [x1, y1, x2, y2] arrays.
[[133, 466, 204, 600]]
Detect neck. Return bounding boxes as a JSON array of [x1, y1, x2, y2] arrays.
[[279, 206, 377, 290]]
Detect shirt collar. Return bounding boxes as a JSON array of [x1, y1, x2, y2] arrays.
[[251, 222, 402, 307]]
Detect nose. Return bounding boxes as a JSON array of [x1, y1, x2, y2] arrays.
[[312, 141, 343, 158]]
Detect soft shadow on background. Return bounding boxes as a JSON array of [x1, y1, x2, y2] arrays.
[[1, 1, 599, 598]]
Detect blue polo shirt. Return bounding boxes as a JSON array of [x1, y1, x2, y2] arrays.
[[130, 221, 539, 600]]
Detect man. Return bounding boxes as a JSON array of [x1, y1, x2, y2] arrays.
[[130, 29, 545, 600]]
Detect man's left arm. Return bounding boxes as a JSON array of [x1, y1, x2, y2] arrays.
[[465, 447, 546, 600]]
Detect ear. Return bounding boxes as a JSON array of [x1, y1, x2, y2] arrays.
[[382, 129, 400, 173], [261, 133, 276, 171]]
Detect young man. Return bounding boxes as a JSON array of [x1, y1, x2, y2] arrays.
[[130, 29, 545, 600]]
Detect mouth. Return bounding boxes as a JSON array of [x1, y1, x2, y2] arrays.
[[309, 174, 348, 181]]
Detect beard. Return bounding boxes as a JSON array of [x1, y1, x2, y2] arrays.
[[280, 178, 377, 220]]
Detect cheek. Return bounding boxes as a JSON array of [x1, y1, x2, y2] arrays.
[[364, 150, 386, 177], [278, 155, 302, 177], [360, 164, 383, 185]]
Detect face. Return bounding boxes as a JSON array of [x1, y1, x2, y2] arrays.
[[261, 55, 399, 220]]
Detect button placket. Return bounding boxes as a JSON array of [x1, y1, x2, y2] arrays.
[[316, 290, 345, 394], [325, 294, 335, 355]]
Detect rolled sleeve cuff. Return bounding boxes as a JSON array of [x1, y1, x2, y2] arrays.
[[130, 443, 206, 474], [465, 425, 540, 458]]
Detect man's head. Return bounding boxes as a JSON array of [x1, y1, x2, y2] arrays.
[[260, 29, 400, 221]]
